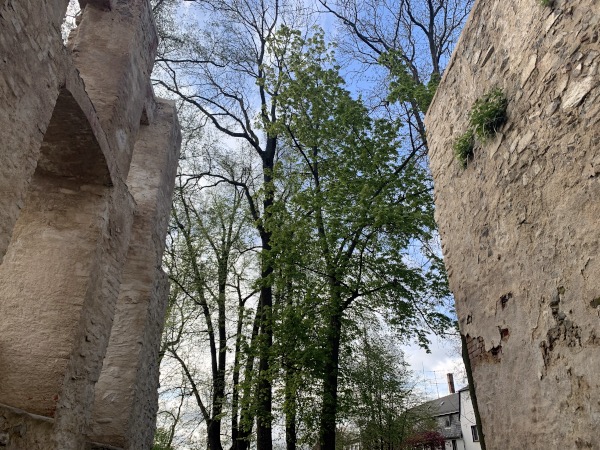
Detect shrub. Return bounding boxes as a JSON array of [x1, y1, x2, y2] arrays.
[[469, 88, 508, 140], [453, 88, 508, 169], [453, 129, 475, 169]]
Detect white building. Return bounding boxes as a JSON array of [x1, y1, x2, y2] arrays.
[[407, 384, 482, 450], [458, 387, 482, 450]]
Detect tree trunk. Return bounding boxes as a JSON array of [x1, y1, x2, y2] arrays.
[[256, 138, 276, 450], [319, 307, 342, 449], [284, 365, 297, 450], [255, 256, 273, 450], [461, 333, 487, 450], [208, 258, 228, 450], [233, 306, 261, 450], [230, 291, 247, 449], [207, 420, 223, 450]]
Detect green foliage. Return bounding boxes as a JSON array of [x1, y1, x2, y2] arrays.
[[341, 329, 417, 449], [262, 28, 452, 445], [469, 88, 508, 140], [454, 88, 507, 168], [453, 129, 475, 169], [158, 13, 458, 448], [539, 0, 553, 6], [380, 50, 441, 113], [152, 428, 174, 450], [266, 27, 451, 342]]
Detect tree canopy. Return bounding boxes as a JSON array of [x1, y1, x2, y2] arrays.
[[152, 0, 472, 448]]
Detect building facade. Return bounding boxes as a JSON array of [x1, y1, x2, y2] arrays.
[[458, 388, 482, 450], [408, 388, 482, 450], [426, 0, 600, 447]]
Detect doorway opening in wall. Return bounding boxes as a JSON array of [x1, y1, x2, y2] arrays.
[[62, 0, 82, 42], [0, 87, 110, 417]]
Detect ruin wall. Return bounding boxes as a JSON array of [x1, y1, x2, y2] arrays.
[[426, 0, 600, 448], [0, 1, 181, 449]]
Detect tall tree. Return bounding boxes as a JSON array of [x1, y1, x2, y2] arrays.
[[153, 0, 474, 447], [162, 172, 258, 450], [154, 1, 312, 448], [266, 27, 451, 448]]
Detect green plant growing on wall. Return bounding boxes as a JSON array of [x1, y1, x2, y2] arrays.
[[539, 0, 554, 7], [454, 88, 507, 169], [453, 129, 475, 169], [469, 88, 508, 140]]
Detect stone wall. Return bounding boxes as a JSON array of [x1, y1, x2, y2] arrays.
[[0, 1, 180, 449], [426, 0, 600, 448]]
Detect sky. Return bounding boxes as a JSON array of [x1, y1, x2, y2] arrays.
[[403, 333, 467, 399], [166, 0, 471, 397], [62, 0, 80, 41]]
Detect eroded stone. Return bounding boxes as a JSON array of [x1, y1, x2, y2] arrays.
[[426, 0, 600, 448], [0, 1, 180, 449]]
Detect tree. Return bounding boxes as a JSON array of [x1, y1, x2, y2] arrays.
[[161, 168, 259, 450], [265, 27, 451, 448], [319, 0, 474, 156], [154, 1, 311, 447], [343, 328, 415, 449], [153, 0, 473, 447]]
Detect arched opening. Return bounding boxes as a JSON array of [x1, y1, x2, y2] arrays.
[[0, 87, 111, 417]]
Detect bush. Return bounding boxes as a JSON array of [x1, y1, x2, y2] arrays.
[[469, 88, 508, 140], [453, 88, 507, 169], [453, 129, 475, 169]]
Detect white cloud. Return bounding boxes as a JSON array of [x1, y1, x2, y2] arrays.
[[403, 333, 467, 400]]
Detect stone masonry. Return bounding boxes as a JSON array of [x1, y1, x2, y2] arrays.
[[0, 1, 181, 449], [426, 0, 599, 448]]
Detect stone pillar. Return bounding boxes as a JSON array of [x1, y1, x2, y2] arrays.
[[0, 84, 135, 450], [69, 0, 158, 179], [0, 1, 180, 448], [426, 0, 600, 448], [89, 100, 181, 449]]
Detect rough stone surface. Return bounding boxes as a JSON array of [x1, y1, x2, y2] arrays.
[[0, 403, 55, 450], [0, 1, 180, 449], [89, 101, 181, 450], [426, 0, 600, 448], [0, 0, 73, 264], [68, 0, 158, 180]]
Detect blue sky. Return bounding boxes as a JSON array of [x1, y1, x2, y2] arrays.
[[165, 0, 470, 395]]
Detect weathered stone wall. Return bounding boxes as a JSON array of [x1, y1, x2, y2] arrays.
[[426, 0, 600, 448], [89, 100, 181, 450], [0, 1, 180, 449]]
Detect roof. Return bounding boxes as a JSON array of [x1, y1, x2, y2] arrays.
[[414, 392, 460, 417]]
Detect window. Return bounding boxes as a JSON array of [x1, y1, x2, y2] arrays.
[[445, 416, 451, 427], [471, 425, 480, 442]]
